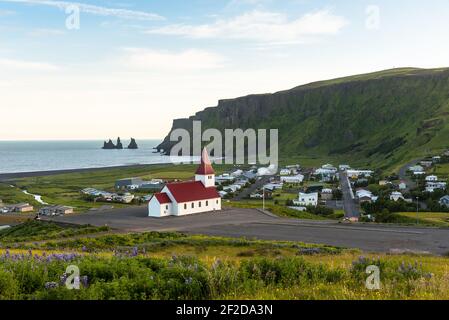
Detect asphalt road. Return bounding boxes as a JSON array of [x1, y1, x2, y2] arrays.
[[47, 206, 449, 255], [339, 171, 360, 218], [233, 176, 272, 200], [398, 158, 420, 191]]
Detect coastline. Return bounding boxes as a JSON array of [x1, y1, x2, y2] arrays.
[[0, 163, 175, 181]]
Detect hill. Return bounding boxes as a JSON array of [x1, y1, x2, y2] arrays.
[[157, 67, 449, 170]]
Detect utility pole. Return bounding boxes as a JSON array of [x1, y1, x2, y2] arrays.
[[416, 196, 420, 225], [262, 186, 265, 211]]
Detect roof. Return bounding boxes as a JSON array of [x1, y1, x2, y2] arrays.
[[196, 147, 215, 175], [153, 193, 172, 204], [166, 181, 219, 203]]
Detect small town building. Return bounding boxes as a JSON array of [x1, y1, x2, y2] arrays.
[[390, 191, 405, 202], [409, 165, 424, 172], [6, 203, 34, 213], [398, 181, 407, 190], [346, 170, 374, 179], [339, 164, 351, 171], [426, 181, 447, 193], [420, 161, 433, 168], [321, 188, 333, 201], [294, 192, 318, 207], [425, 175, 438, 182], [439, 195, 449, 208], [115, 178, 144, 190], [148, 148, 221, 218], [39, 205, 74, 216], [280, 174, 305, 184]]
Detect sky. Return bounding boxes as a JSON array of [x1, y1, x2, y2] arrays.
[[1, 0, 449, 140]]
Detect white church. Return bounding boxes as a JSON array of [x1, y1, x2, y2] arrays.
[[148, 148, 222, 217]]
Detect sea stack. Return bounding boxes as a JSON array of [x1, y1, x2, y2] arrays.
[[116, 137, 123, 149], [127, 138, 138, 149], [102, 139, 116, 149]]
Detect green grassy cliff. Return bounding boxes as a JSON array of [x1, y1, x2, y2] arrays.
[[158, 67, 449, 170]]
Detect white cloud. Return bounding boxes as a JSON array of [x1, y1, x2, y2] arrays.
[[0, 58, 60, 71], [146, 9, 348, 44], [121, 48, 226, 71], [0, 9, 15, 16], [0, 0, 164, 20]]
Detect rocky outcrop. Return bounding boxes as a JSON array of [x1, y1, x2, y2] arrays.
[[102, 137, 124, 150], [127, 138, 138, 149]]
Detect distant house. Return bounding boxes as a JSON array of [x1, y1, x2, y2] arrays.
[[426, 181, 447, 193], [215, 174, 236, 184], [294, 192, 318, 207], [439, 195, 449, 208], [264, 183, 283, 192], [420, 161, 433, 168], [398, 181, 407, 190], [6, 203, 34, 213], [115, 178, 144, 190], [321, 188, 333, 201], [280, 174, 305, 184], [113, 193, 135, 204], [426, 175, 438, 182], [339, 165, 351, 171], [390, 191, 405, 202], [139, 181, 165, 192], [347, 169, 374, 179], [433, 156, 442, 163], [409, 165, 424, 172], [379, 180, 389, 186], [356, 189, 378, 203], [413, 171, 426, 176], [39, 205, 74, 216]]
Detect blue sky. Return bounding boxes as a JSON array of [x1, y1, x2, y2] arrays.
[[1, 0, 449, 140]]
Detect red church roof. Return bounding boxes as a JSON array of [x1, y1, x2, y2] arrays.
[[166, 181, 219, 203], [196, 147, 215, 175], [153, 193, 172, 204]]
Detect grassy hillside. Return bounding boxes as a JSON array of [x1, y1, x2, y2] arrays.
[[158, 67, 449, 171]]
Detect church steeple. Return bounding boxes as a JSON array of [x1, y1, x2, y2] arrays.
[[195, 147, 215, 188]]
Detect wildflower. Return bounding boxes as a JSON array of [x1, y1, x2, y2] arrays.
[[45, 282, 59, 290]]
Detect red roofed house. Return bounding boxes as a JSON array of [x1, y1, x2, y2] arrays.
[[148, 148, 221, 217]]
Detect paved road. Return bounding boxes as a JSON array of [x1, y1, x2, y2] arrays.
[[339, 171, 360, 218], [46, 207, 449, 255], [233, 176, 272, 200], [398, 158, 420, 190]]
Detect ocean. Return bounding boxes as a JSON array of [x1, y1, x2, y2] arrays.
[[0, 140, 183, 174]]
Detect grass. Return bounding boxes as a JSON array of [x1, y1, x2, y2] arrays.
[[1, 221, 449, 300], [398, 212, 449, 227]]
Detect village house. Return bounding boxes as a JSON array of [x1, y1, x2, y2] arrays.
[[320, 188, 334, 201], [356, 189, 378, 203], [280, 168, 292, 176], [294, 192, 318, 207], [420, 160, 433, 168], [433, 156, 442, 163], [439, 195, 449, 208], [426, 181, 447, 193], [425, 175, 438, 182], [215, 173, 236, 184], [148, 148, 221, 218], [398, 181, 407, 190], [280, 174, 305, 184], [339, 164, 351, 171], [390, 191, 405, 202], [4, 203, 34, 213], [346, 169, 374, 179], [39, 205, 74, 216]]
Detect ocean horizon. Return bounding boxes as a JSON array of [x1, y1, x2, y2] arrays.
[[0, 140, 186, 174]]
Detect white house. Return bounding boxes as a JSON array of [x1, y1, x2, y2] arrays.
[[294, 192, 318, 207], [339, 164, 351, 171], [426, 181, 447, 193], [356, 189, 378, 203], [280, 174, 305, 184], [425, 175, 438, 182], [439, 195, 449, 207], [390, 191, 405, 202], [148, 148, 221, 217], [398, 181, 407, 190], [409, 165, 424, 172], [346, 170, 374, 179]]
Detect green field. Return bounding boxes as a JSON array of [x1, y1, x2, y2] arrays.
[[398, 212, 449, 227], [0, 221, 448, 300], [0, 164, 231, 212]]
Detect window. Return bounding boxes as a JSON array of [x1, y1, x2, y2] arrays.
[[206, 201, 209, 206], [199, 202, 202, 207], [166, 205, 168, 210], [191, 203, 194, 209], [184, 204, 187, 210], [216, 200, 219, 204]]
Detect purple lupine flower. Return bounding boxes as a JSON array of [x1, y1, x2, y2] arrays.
[[45, 282, 59, 290]]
